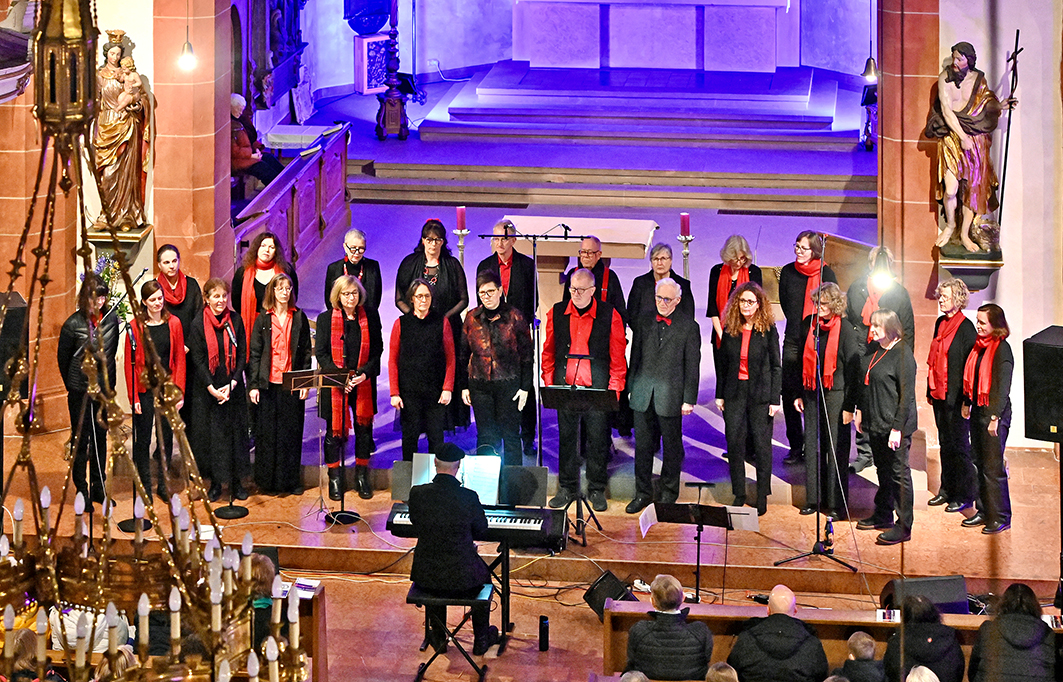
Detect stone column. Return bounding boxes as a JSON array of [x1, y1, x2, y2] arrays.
[[152, 0, 233, 283]]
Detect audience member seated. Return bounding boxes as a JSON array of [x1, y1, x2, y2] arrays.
[[726, 584, 828, 682], [231, 93, 284, 187], [625, 574, 713, 681], [883, 596, 964, 682], [968, 583, 1055, 682], [50, 605, 130, 653], [92, 643, 136, 682], [620, 672, 650, 682], [907, 666, 941, 682], [832, 631, 885, 682], [9, 628, 63, 681], [250, 553, 287, 651], [706, 662, 739, 682]]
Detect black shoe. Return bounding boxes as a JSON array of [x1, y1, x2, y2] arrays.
[[90, 488, 105, 505], [732, 496, 747, 508], [928, 494, 948, 506], [548, 488, 574, 509], [826, 509, 846, 521], [207, 482, 222, 503], [472, 626, 500, 656], [962, 512, 987, 527], [290, 485, 305, 496], [156, 484, 168, 501], [982, 520, 1011, 534], [328, 468, 343, 501], [355, 465, 373, 500], [876, 527, 911, 545], [757, 498, 768, 516], [588, 490, 608, 513], [626, 495, 652, 514], [857, 516, 893, 530], [799, 506, 817, 515], [232, 482, 249, 501], [945, 500, 973, 513], [783, 452, 803, 465]]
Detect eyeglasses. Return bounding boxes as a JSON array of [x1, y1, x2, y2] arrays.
[[738, 298, 759, 306], [569, 286, 594, 295], [655, 295, 677, 304], [344, 244, 366, 254], [578, 249, 601, 257], [412, 293, 432, 301], [423, 237, 444, 245], [275, 285, 293, 292], [478, 288, 500, 298], [491, 235, 514, 242], [650, 256, 671, 263], [339, 291, 357, 299], [793, 243, 812, 253]]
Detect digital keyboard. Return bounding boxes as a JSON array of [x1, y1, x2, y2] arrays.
[[386, 503, 567, 552]]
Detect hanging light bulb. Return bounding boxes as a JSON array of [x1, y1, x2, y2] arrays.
[[862, 56, 878, 83], [862, 0, 877, 83], [177, 0, 196, 71]]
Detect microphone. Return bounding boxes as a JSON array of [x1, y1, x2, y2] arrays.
[[559, 223, 571, 238]]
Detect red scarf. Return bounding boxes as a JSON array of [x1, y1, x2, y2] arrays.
[[124, 317, 186, 403], [158, 270, 187, 306], [203, 308, 237, 376], [794, 259, 823, 319], [802, 314, 841, 390], [860, 276, 883, 325], [240, 260, 282, 350], [927, 312, 966, 401], [715, 264, 749, 325], [963, 335, 1001, 407], [330, 307, 373, 437]]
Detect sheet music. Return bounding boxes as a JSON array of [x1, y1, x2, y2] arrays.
[[639, 504, 659, 538], [461, 455, 502, 506], [725, 505, 759, 532]]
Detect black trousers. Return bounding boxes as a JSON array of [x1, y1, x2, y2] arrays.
[[419, 584, 491, 643], [468, 378, 522, 465], [802, 387, 851, 510], [932, 399, 976, 503], [869, 431, 914, 531], [401, 392, 446, 461], [723, 381, 773, 508], [67, 391, 106, 500], [633, 401, 684, 502], [557, 409, 609, 494], [206, 396, 250, 484], [520, 390, 537, 456], [131, 392, 174, 495], [254, 383, 306, 492], [781, 337, 805, 455], [971, 406, 1012, 524]]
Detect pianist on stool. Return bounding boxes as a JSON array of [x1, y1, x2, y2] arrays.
[[408, 443, 500, 656]]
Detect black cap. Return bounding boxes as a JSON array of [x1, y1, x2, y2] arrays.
[[435, 443, 466, 463]]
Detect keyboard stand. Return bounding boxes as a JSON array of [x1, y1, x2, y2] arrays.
[[486, 538, 513, 654]]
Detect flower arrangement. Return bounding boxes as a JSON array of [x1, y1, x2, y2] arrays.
[[81, 253, 132, 321]]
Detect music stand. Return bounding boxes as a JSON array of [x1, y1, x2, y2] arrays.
[[541, 385, 618, 546], [284, 368, 361, 524], [653, 503, 739, 604]]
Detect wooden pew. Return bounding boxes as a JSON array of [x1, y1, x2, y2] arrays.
[[601, 599, 1020, 676]]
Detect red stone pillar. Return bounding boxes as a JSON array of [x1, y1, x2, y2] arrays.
[[152, 0, 233, 284], [0, 91, 79, 432], [877, 0, 940, 440]]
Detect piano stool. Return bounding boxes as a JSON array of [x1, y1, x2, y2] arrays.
[[407, 582, 495, 682]]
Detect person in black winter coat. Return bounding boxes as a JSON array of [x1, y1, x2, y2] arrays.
[[727, 584, 828, 682], [969, 582, 1056, 682], [832, 631, 885, 682], [57, 274, 119, 508], [625, 574, 713, 681], [883, 595, 965, 682]]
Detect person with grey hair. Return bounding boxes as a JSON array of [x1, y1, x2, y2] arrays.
[[230, 93, 283, 186], [795, 282, 860, 519], [926, 277, 976, 512], [628, 243, 695, 323], [625, 574, 713, 681], [562, 235, 628, 323], [626, 278, 701, 513], [323, 227, 382, 311]]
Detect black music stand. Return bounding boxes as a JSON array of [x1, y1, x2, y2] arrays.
[[653, 503, 737, 604], [541, 385, 618, 546], [284, 368, 361, 524]]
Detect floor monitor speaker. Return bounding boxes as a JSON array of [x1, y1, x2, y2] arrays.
[[583, 570, 638, 622], [880, 575, 969, 614]]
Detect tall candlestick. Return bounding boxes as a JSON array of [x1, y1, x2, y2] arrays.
[[74, 492, 85, 541], [39, 487, 50, 534], [271, 575, 283, 625], [169, 586, 181, 657], [680, 212, 690, 236], [35, 609, 46, 664], [138, 594, 150, 661], [287, 588, 300, 650], [241, 532, 254, 582], [211, 587, 222, 633], [4, 605, 15, 660], [12, 499, 22, 548]]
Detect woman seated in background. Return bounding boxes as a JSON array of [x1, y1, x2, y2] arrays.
[[883, 595, 963, 682], [248, 273, 311, 495], [625, 574, 713, 681], [969, 582, 1055, 682]]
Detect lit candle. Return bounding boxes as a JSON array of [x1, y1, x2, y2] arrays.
[[170, 494, 182, 518], [137, 594, 150, 661], [4, 605, 15, 660], [456, 206, 466, 233], [223, 548, 236, 597], [0, 535, 9, 559], [247, 650, 260, 682], [74, 492, 85, 541], [12, 500, 22, 548], [178, 509, 190, 555], [217, 658, 231, 682], [210, 579, 222, 633], [75, 612, 88, 670], [271, 576, 283, 625], [106, 602, 118, 656], [133, 496, 145, 544], [680, 212, 690, 237], [35, 609, 46, 665], [265, 637, 279, 682], [39, 487, 50, 534], [241, 532, 254, 583], [169, 587, 181, 656], [203, 541, 214, 564], [287, 588, 300, 650]]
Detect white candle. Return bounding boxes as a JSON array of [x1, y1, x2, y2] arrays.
[[241, 532, 254, 583], [178, 509, 190, 555], [74, 492, 85, 541], [169, 586, 181, 655], [138, 593, 150, 658], [0, 535, 9, 559], [75, 612, 88, 670], [265, 637, 279, 682], [247, 650, 260, 682], [39, 487, 50, 534], [35, 610, 46, 664], [210, 582, 222, 633], [106, 602, 118, 655], [287, 588, 300, 650], [217, 658, 231, 682], [271, 576, 283, 625], [133, 496, 145, 544], [4, 605, 15, 659], [12, 499, 22, 548]]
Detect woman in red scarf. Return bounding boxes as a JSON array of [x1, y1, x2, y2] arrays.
[[707, 234, 763, 376], [315, 275, 383, 501], [778, 231, 837, 466], [960, 304, 1013, 534], [248, 274, 311, 495], [124, 280, 185, 500], [926, 278, 977, 513], [188, 278, 250, 503], [713, 282, 781, 515], [794, 283, 860, 519], [231, 232, 299, 353]]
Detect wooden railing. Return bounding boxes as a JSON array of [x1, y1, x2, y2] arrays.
[[234, 123, 350, 267]]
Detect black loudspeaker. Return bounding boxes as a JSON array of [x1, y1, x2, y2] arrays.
[[583, 570, 638, 622], [879, 575, 969, 614], [500, 465, 548, 507], [1023, 326, 1063, 442]]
